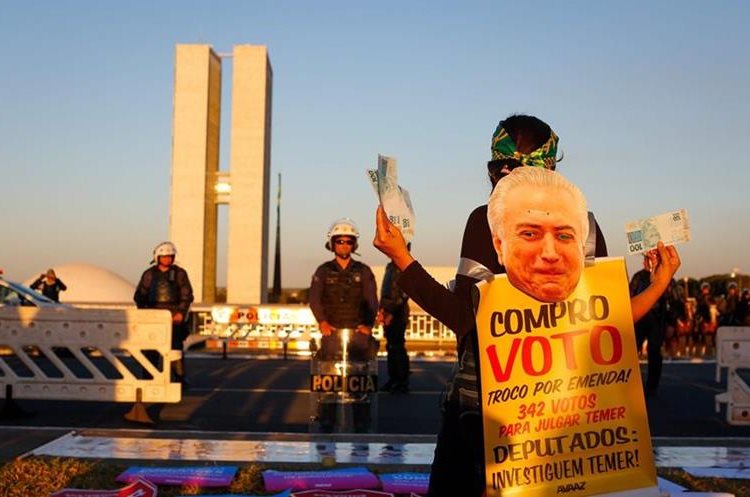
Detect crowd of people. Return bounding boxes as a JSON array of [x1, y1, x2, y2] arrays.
[[651, 279, 750, 360]]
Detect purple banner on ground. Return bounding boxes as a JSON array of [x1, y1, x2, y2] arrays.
[[51, 478, 156, 497], [292, 490, 394, 497], [379, 473, 429, 494], [263, 467, 380, 492], [178, 491, 291, 497], [116, 465, 238, 487]]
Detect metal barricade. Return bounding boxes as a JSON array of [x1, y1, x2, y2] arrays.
[[714, 326, 750, 425], [0, 307, 181, 423], [309, 328, 378, 433]]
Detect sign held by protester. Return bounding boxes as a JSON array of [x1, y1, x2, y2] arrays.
[[476, 258, 658, 497]]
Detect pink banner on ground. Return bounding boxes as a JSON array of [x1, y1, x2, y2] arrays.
[[177, 491, 292, 497], [378, 473, 429, 494], [116, 465, 237, 486], [293, 490, 393, 497], [263, 467, 380, 492], [51, 478, 156, 497]]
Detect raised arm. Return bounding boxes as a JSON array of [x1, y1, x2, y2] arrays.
[[373, 205, 415, 271], [373, 205, 475, 336], [631, 242, 681, 322]]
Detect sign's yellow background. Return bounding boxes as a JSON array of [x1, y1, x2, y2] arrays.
[[476, 258, 657, 497]]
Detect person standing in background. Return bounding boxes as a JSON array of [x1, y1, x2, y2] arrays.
[[134, 241, 194, 385], [629, 255, 670, 397], [309, 218, 379, 432], [31, 269, 67, 302], [378, 252, 411, 394]]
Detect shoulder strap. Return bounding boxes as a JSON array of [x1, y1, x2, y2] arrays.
[[585, 211, 597, 263]]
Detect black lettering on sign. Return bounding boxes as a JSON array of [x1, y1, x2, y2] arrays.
[[310, 374, 378, 393]]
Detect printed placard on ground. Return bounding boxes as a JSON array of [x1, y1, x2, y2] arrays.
[[116, 465, 237, 487], [178, 491, 291, 497], [263, 467, 380, 492], [292, 490, 394, 497], [378, 472, 429, 494], [51, 478, 156, 497], [475, 258, 658, 497]]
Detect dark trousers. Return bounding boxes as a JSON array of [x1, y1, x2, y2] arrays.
[[427, 401, 485, 497], [635, 311, 664, 394], [384, 314, 409, 385], [144, 322, 187, 380]]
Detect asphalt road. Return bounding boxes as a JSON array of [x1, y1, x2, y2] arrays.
[[2, 354, 749, 439]]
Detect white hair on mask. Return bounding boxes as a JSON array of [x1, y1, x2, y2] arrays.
[[487, 166, 589, 244]]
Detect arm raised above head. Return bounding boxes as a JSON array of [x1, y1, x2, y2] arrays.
[[373, 205, 475, 337]]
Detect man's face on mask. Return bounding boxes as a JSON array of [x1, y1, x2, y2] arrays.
[[493, 184, 585, 303]]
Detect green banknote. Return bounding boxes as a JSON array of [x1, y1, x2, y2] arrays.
[[366, 154, 415, 242], [624, 208, 690, 255]]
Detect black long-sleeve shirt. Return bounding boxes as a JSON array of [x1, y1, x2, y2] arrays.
[[30, 277, 67, 302], [380, 262, 410, 319]]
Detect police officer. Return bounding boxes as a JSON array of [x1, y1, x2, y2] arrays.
[[378, 255, 411, 394], [309, 218, 378, 432], [696, 281, 717, 356], [134, 241, 194, 384], [629, 255, 669, 396]]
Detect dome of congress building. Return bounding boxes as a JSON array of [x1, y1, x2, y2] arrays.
[[24, 263, 135, 304]]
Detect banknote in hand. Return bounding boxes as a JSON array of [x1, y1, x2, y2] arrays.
[[624, 208, 690, 255], [366, 155, 416, 242]]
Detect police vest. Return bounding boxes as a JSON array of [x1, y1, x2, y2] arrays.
[[148, 268, 179, 308], [321, 260, 367, 329]]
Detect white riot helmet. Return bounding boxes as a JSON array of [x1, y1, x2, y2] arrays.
[[153, 241, 177, 262], [325, 218, 359, 251]]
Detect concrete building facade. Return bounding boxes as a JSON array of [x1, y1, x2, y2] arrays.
[[169, 44, 272, 304]]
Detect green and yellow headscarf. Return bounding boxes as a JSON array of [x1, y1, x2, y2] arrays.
[[491, 124, 559, 169]]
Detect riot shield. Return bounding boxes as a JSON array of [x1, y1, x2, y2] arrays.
[[309, 328, 378, 433]]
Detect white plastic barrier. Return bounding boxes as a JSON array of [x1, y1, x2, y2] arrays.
[[714, 326, 750, 425], [0, 307, 181, 404]]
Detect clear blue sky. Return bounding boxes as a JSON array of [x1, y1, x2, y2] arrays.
[[2, 1, 749, 289]]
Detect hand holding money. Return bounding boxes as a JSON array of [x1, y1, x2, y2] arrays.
[[366, 155, 416, 243], [631, 241, 681, 322], [625, 209, 690, 255], [373, 205, 414, 271]]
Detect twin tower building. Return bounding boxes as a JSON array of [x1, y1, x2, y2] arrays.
[[169, 45, 272, 305]]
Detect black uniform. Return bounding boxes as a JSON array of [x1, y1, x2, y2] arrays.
[[380, 261, 410, 392], [309, 259, 378, 360], [134, 264, 194, 350], [629, 269, 668, 395], [400, 204, 607, 497], [30, 276, 67, 303]]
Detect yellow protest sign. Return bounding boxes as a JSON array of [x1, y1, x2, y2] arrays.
[[476, 258, 658, 497]]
